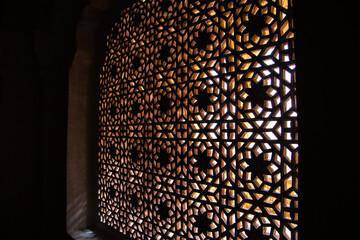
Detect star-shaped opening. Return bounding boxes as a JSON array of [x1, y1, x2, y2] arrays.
[[130, 148, 140, 162], [194, 89, 212, 111], [244, 81, 271, 109], [131, 102, 141, 115], [108, 186, 116, 199], [245, 227, 269, 240], [159, 45, 171, 62], [158, 202, 170, 220], [133, 14, 142, 26], [108, 144, 117, 158], [243, 11, 268, 37], [158, 95, 172, 114], [245, 153, 271, 181], [194, 151, 212, 173], [157, 149, 170, 168], [109, 104, 118, 117], [194, 212, 212, 233], [130, 193, 140, 208], [132, 56, 141, 69], [160, 0, 171, 12], [110, 66, 118, 78], [195, 31, 212, 51]]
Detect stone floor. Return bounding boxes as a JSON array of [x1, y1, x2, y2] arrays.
[[71, 229, 102, 240]]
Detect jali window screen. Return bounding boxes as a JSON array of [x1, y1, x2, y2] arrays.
[[98, 0, 298, 239]]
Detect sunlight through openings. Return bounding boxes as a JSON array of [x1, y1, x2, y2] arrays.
[[98, 0, 298, 239]]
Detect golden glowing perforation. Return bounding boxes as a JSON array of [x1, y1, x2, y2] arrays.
[[98, 0, 298, 239]]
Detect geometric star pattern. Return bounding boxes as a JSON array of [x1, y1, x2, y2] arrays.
[[98, 0, 298, 239]]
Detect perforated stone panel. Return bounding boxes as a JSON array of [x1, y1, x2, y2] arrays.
[[98, 0, 298, 239]]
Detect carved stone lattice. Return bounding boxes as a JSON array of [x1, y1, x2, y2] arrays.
[[98, 0, 298, 239]]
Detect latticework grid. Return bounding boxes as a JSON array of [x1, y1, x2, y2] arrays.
[[98, 0, 298, 239]]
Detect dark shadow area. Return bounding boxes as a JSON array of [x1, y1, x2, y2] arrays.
[[0, 0, 89, 239], [294, 1, 359, 239]]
